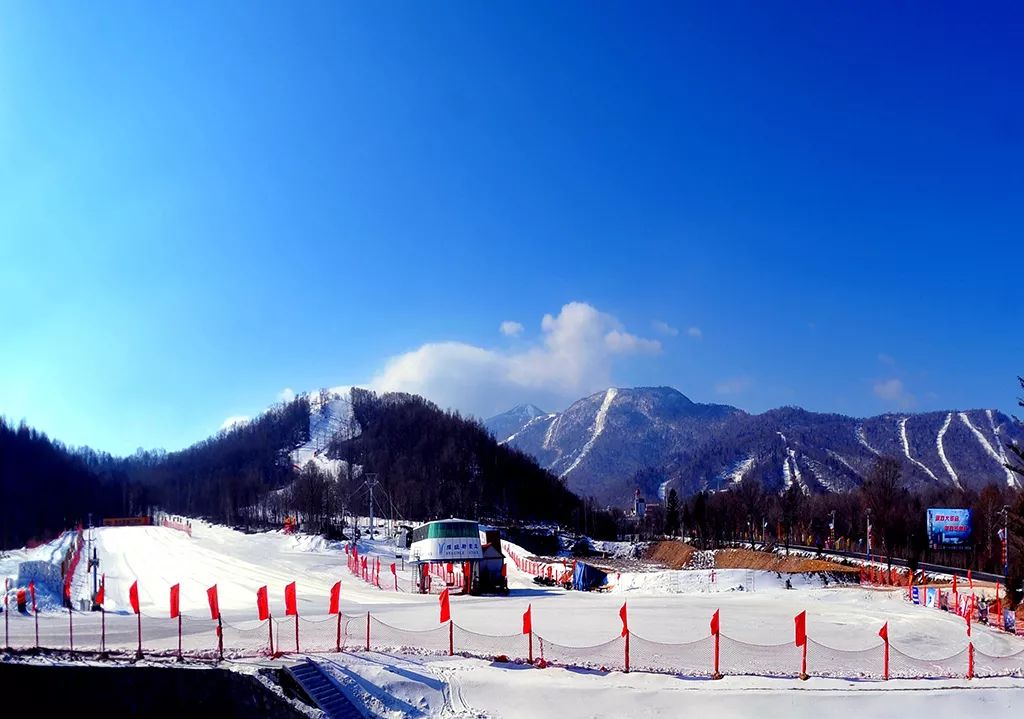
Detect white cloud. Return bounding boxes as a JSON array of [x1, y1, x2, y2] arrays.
[[370, 302, 661, 416], [652, 320, 679, 337], [278, 387, 296, 402], [500, 320, 524, 337], [714, 376, 752, 395], [687, 326, 703, 340], [873, 378, 915, 408], [219, 415, 250, 432]]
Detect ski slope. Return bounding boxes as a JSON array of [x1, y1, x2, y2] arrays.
[[5, 523, 1024, 716]]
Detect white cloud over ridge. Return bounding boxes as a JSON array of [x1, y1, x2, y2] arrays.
[[873, 378, 915, 408], [219, 415, 249, 432], [369, 302, 661, 417], [500, 320, 524, 337]]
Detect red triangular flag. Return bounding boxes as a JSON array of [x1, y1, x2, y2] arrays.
[[523, 604, 532, 635], [329, 581, 341, 615], [439, 587, 451, 624], [207, 585, 220, 620], [129, 580, 140, 615], [284, 581, 298, 616], [95, 575, 105, 606], [256, 585, 270, 621], [710, 608, 720, 636], [619, 602, 629, 637], [390, 563, 396, 575], [794, 610, 807, 647], [878, 622, 888, 642], [169, 583, 180, 619], [952, 574, 958, 593], [29, 581, 36, 613]]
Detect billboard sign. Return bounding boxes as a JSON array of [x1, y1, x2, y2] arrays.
[[927, 508, 972, 547]]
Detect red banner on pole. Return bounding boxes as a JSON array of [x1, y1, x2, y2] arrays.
[[619, 602, 629, 637], [129, 581, 140, 615], [794, 610, 806, 647], [169, 584, 180, 619], [256, 585, 270, 621], [207, 585, 220, 620], [710, 609, 720, 636], [329, 581, 341, 615], [285, 581, 298, 616], [879, 622, 889, 680], [522, 604, 532, 634], [95, 575, 105, 606], [439, 587, 450, 623]]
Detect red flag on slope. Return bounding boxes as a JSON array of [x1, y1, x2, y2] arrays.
[[878, 622, 888, 642], [794, 610, 807, 647], [95, 575, 105, 606], [256, 585, 270, 621], [439, 587, 451, 624], [129, 581, 140, 615], [207, 585, 220, 620], [169, 584, 180, 619], [390, 563, 396, 575], [967, 569, 973, 590], [329, 582, 341, 615], [619, 602, 629, 637], [284, 581, 298, 616], [710, 609, 720, 636], [952, 574, 958, 593], [523, 604, 532, 635], [29, 581, 36, 613]]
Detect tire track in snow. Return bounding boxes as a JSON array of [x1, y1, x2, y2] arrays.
[[560, 388, 618, 478], [936, 413, 961, 489], [899, 416, 940, 483], [961, 411, 1017, 487]]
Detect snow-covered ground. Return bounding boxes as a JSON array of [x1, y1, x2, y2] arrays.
[[4, 523, 1024, 716]]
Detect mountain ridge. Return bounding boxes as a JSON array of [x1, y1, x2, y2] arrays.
[[484, 386, 1023, 507]]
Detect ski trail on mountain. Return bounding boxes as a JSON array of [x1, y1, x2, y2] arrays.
[[899, 416, 939, 482], [500, 413, 556, 445], [856, 424, 881, 455], [936, 412, 961, 489], [560, 388, 618, 478], [961, 411, 1017, 487]]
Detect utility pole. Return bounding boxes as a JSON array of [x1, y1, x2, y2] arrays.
[[866, 508, 873, 562], [366, 474, 379, 540], [1000, 504, 1010, 578]]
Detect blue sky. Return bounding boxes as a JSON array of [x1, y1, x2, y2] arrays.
[[1, 3, 1021, 455]]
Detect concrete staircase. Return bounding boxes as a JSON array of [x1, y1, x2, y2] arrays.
[[284, 659, 363, 719]]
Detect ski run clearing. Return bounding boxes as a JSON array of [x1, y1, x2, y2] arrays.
[[3, 522, 1024, 717]]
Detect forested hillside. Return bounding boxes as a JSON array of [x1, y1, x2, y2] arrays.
[[0, 419, 127, 549]]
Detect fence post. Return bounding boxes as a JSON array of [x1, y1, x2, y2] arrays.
[[136, 612, 143, 659], [713, 632, 721, 679], [101, 608, 106, 655], [295, 615, 300, 653], [528, 630, 533, 664], [177, 613, 182, 661], [449, 620, 454, 656], [217, 615, 224, 660], [336, 612, 342, 652], [68, 606, 74, 652], [267, 615, 274, 655], [365, 612, 370, 651], [800, 641, 807, 680], [968, 642, 974, 680], [624, 631, 630, 673]]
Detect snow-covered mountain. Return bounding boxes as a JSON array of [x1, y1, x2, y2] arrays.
[[486, 387, 1023, 507], [483, 403, 549, 446]]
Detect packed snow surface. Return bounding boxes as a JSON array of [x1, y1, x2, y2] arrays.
[[5, 523, 1024, 717]]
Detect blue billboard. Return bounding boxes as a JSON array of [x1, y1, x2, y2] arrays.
[[927, 508, 972, 547]]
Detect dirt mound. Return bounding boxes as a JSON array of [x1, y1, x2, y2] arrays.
[[645, 541, 696, 569], [644, 542, 857, 574], [714, 548, 857, 573]]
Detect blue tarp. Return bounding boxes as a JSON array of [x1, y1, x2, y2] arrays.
[[572, 561, 607, 591]]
